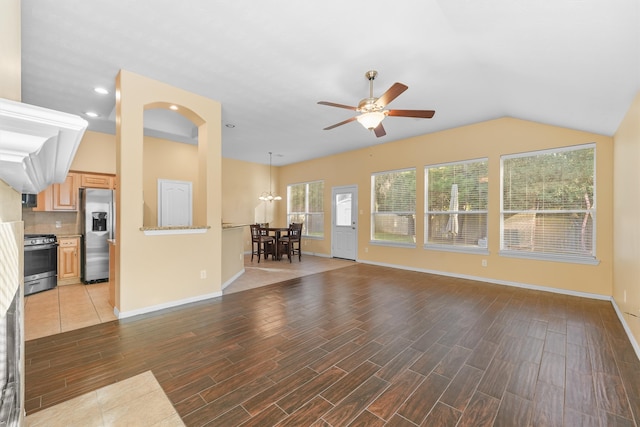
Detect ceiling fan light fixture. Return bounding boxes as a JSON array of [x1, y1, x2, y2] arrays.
[[356, 111, 385, 130], [318, 70, 434, 137]]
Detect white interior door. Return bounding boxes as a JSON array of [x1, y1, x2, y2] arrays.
[[332, 185, 357, 260], [158, 179, 192, 226]]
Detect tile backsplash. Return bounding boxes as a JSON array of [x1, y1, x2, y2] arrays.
[[22, 209, 81, 236]]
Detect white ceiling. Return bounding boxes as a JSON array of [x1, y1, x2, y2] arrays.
[[20, 0, 639, 166]]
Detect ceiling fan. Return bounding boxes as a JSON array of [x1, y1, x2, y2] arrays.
[[318, 70, 435, 138]]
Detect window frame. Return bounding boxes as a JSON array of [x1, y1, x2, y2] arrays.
[[424, 158, 489, 254], [500, 143, 598, 265], [286, 180, 324, 239], [370, 167, 417, 248]]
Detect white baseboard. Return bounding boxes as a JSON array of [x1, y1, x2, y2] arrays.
[[302, 251, 330, 258], [359, 259, 610, 300], [610, 298, 640, 362], [222, 268, 245, 290], [116, 291, 223, 319]]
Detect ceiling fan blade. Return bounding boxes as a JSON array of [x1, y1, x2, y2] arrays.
[[318, 101, 358, 111], [387, 109, 435, 119], [375, 83, 408, 108], [373, 123, 386, 138], [323, 116, 357, 130]]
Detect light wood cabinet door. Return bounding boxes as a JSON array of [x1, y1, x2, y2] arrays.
[[80, 173, 114, 189], [32, 188, 52, 212], [58, 237, 80, 283], [52, 173, 79, 211]]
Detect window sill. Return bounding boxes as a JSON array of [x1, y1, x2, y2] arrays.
[[369, 240, 416, 249], [424, 244, 490, 255], [499, 250, 600, 265]]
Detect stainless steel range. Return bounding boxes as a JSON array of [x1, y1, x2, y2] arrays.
[[24, 234, 58, 296]]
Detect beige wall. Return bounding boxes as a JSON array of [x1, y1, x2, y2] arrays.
[[69, 131, 274, 250], [142, 136, 199, 226], [32, 114, 619, 300], [115, 70, 222, 314], [280, 117, 614, 297], [70, 130, 117, 174], [221, 227, 245, 284], [613, 91, 640, 347], [221, 157, 281, 249]]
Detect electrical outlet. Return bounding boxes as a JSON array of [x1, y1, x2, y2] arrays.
[[481, 259, 487, 267], [365, 247, 368, 253], [55, 220, 62, 228], [200, 270, 206, 279]]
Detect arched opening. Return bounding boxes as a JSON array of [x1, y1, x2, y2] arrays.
[[142, 103, 204, 228]]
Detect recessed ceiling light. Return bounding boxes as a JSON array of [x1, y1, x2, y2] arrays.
[[94, 87, 109, 95], [169, 105, 178, 110], [85, 111, 99, 118]]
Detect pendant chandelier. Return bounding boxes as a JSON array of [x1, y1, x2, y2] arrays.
[[259, 152, 281, 202]]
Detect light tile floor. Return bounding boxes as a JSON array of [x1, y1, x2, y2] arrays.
[[25, 255, 354, 341], [25, 371, 185, 427], [24, 282, 117, 341], [223, 253, 354, 294]]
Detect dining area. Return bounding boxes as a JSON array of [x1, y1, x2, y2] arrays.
[[250, 223, 302, 263]]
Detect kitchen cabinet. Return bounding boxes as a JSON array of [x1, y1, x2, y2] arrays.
[[53, 172, 79, 210], [58, 236, 80, 285], [33, 172, 79, 211], [32, 171, 116, 211], [80, 173, 114, 189]]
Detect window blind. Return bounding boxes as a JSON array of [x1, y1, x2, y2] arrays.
[[425, 159, 488, 250], [287, 181, 324, 237], [501, 144, 595, 261], [371, 168, 416, 245]]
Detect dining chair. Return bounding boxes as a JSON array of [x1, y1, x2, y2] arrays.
[[250, 224, 275, 263], [278, 223, 302, 262]]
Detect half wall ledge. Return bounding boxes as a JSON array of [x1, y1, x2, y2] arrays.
[[141, 226, 210, 236]]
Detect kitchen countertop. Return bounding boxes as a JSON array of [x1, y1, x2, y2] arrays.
[[140, 225, 210, 236], [222, 223, 249, 229], [140, 225, 210, 231]]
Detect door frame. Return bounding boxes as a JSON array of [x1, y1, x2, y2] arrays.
[[331, 184, 358, 260]]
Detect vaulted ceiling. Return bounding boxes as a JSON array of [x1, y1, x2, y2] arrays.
[[20, 0, 639, 166]]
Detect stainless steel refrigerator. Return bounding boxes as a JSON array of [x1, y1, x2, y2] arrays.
[[80, 188, 115, 283]]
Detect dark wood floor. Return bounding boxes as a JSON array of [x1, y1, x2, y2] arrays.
[[25, 264, 640, 426]]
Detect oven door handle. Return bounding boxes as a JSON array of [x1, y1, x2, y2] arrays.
[[24, 243, 58, 251]]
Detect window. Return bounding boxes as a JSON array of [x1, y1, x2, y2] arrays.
[[287, 181, 324, 237], [501, 144, 595, 263], [425, 159, 488, 251], [371, 168, 416, 245]]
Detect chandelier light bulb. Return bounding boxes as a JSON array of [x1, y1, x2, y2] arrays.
[[258, 152, 281, 202]]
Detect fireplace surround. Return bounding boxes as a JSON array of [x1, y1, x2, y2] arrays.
[[0, 221, 23, 426]]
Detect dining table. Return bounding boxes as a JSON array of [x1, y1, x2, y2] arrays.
[[264, 227, 290, 260]]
